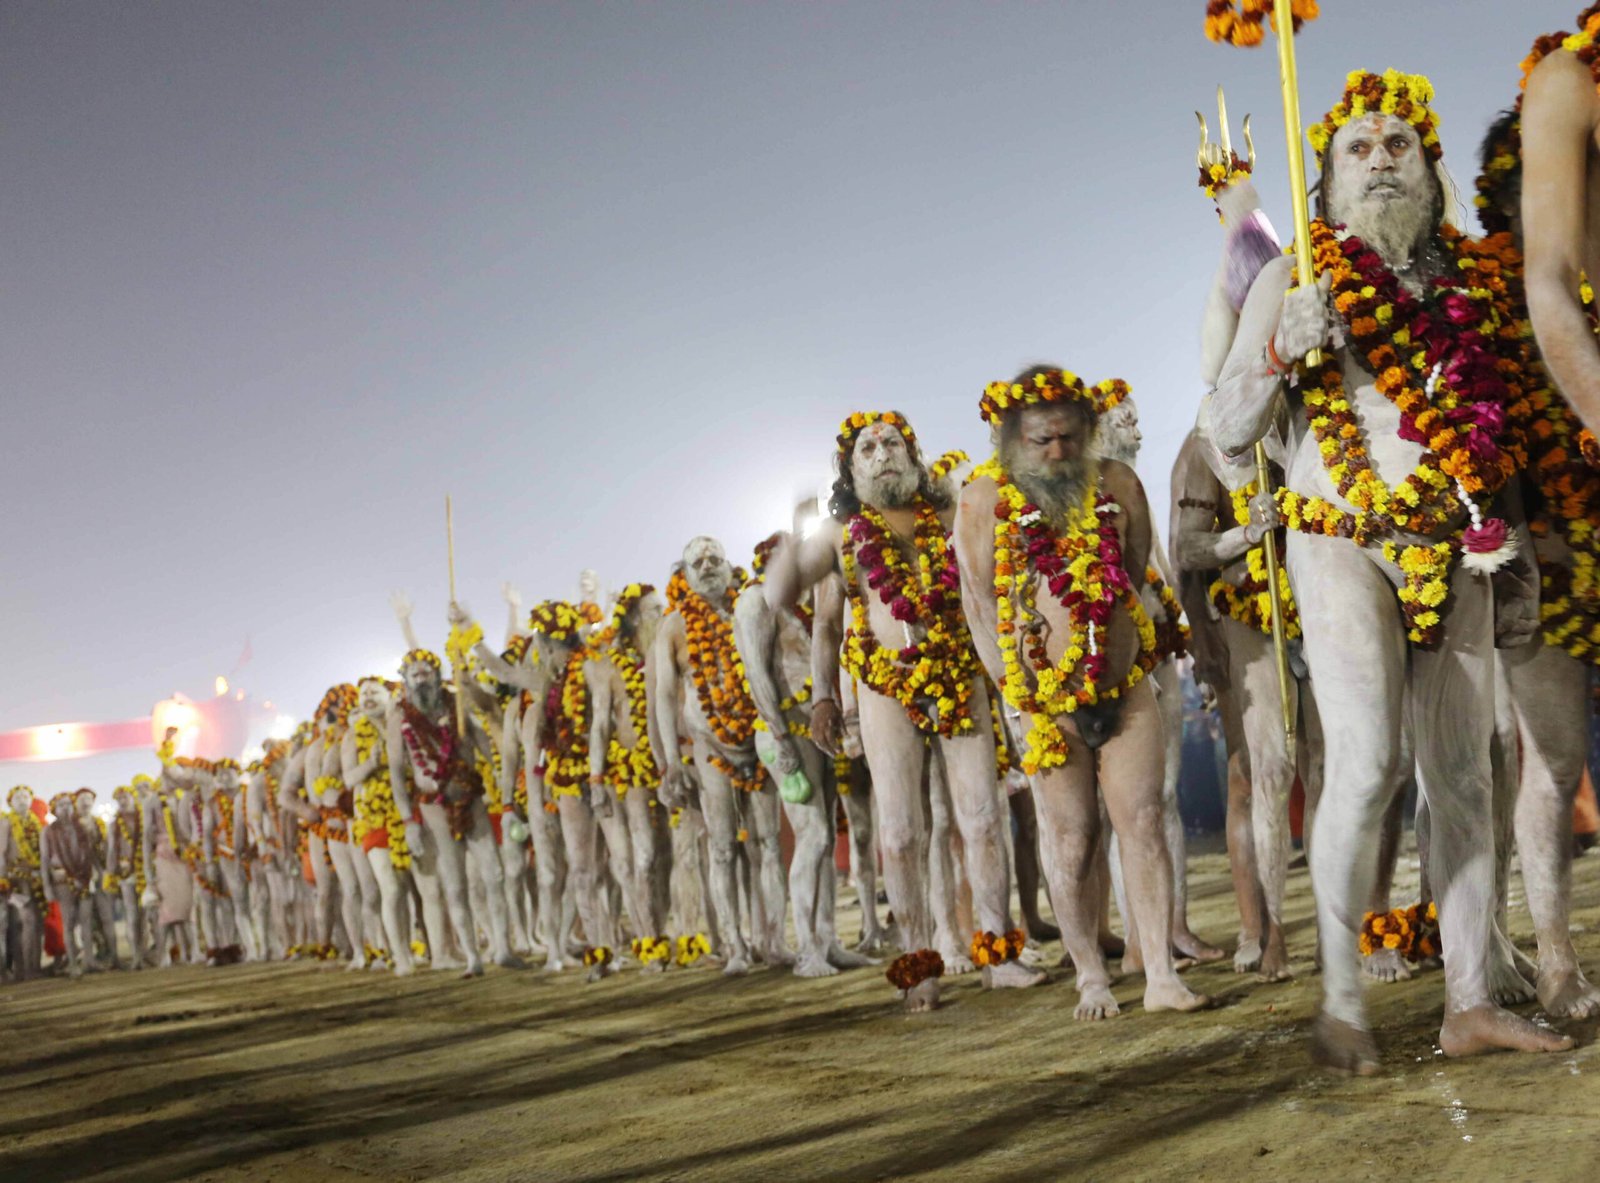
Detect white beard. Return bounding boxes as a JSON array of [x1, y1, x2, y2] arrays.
[[1335, 185, 1435, 283], [858, 466, 918, 509]]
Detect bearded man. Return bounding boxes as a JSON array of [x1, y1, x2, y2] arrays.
[[386, 643, 517, 976], [587, 584, 672, 963], [105, 783, 153, 967], [42, 792, 97, 977], [243, 746, 294, 960], [344, 676, 414, 974], [1214, 70, 1571, 1069], [954, 370, 1207, 1018], [1093, 395, 1223, 968], [655, 539, 789, 974], [766, 412, 1042, 988], [1518, 3, 1600, 435], [279, 687, 361, 963], [1477, 92, 1600, 1019]]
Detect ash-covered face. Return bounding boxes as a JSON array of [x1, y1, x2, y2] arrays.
[[403, 660, 443, 712], [358, 678, 392, 720], [850, 423, 919, 510], [74, 792, 95, 820], [1326, 114, 1438, 264], [1092, 398, 1141, 467], [115, 787, 137, 815], [8, 787, 32, 813], [684, 537, 732, 602], [1001, 403, 1099, 517], [214, 767, 241, 793]]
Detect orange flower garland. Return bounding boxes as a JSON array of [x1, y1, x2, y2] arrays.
[[1276, 218, 1535, 644], [1204, 0, 1318, 49], [970, 928, 1027, 968], [679, 585, 763, 791], [886, 949, 945, 991]]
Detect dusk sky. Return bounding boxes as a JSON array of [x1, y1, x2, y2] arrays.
[[3, 1, 1557, 798]]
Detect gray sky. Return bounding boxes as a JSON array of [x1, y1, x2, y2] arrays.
[[2, 1, 1556, 797]]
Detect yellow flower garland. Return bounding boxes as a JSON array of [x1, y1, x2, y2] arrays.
[[350, 713, 411, 871], [985, 461, 1159, 774], [1207, 482, 1302, 640]]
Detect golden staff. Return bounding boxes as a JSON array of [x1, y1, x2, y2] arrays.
[[446, 494, 467, 739]]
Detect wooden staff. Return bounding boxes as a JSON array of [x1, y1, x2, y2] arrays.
[[446, 494, 467, 738]]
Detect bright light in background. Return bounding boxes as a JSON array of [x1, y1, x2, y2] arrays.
[[269, 714, 296, 740], [92, 799, 117, 821], [150, 698, 200, 752], [32, 723, 84, 760], [240, 743, 265, 764], [215, 675, 230, 696]]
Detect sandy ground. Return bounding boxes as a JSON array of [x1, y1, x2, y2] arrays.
[[4, 844, 1600, 1183]]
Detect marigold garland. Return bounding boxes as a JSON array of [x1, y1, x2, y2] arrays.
[[1208, 482, 1303, 640], [1277, 218, 1535, 644], [582, 945, 613, 968], [350, 713, 411, 871], [1200, 150, 1253, 202], [542, 650, 591, 799], [981, 460, 1158, 774], [675, 932, 712, 967], [970, 928, 1027, 968], [1203, 0, 1318, 48], [886, 949, 945, 991], [836, 410, 917, 458], [604, 633, 661, 792], [630, 935, 672, 965], [678, 585, 764, 790], [1359, 901, 1441, 961], [1146, 568, 1192, 661]]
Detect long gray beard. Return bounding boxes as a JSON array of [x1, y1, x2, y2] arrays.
[[1002, 443, 1097, 519], [1336, 189, 1436, 290], [858, 467, 919, 510], [411, 682, 443, 716]]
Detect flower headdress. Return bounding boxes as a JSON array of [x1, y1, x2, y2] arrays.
[[1203, 0, 1318, 48], [979, 368, 1130, 425], [527, 600, 586, 642], [314, 683, 359, 723], [400, 648, 442, 672], [49, 793, 75, 817], [7, 785, 33, 804], [130, 773, 155, 790], [1308, 70, 1442, 167], [608, 582, 656, 631], [836, 411, 918, 457], [212, 757, 241, 774]]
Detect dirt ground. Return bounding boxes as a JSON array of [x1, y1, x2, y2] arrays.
[[4, 844, 1600, 1183]]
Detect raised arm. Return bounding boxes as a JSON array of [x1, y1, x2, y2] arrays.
[[1522, 51, 1600, 432], [1211, 255, 1328, 457], [278, 746, 316, 822], [390, 591, 420, 651], [763, 526, 841, 612], [385, 706, 417, 824]]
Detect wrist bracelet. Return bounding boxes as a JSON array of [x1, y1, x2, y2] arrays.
[[1265, 335, 1288, 376]]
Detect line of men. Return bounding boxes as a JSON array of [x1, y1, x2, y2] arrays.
[[7, 20, 1600, 1076]]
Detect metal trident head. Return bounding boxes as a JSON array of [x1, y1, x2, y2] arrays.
[[1196, 85, 1254, 170]]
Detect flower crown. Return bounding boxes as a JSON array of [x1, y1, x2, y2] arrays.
[[315, 683, 359, 722], [1308, 70, 1442, 167], [608, 582, 656, 630], [130, 773, 155, 789], [527, 600, 586, 642], [836, 410, 918, 458], [1474, 115, 1522, 236], [979, 369, 1130, 425], [401, 648, 442, 671], [212, 758, 240, 774], [8, 785, 33, 802], [50, 793, 76, 815]]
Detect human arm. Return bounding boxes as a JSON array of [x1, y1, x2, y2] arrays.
[[1211, 255, 1330, 457], [762, 525, 842, 612], [649, 618, 693, 806], [499, 700, 523, 812], [502, 582, 524, 648], [807, 572, 847, 755], [585, 662, 616, 816], [341, 728, 380, 790], [390, 591, 420, 651], [952, 476, 1009, 693], [734, 589, 802, 775], [1522, 52, 1600, 434]]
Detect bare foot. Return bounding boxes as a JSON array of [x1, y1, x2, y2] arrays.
[[431, 957, 466, 972], [1144, 979, 1210, 1013], [1256, 939, 1293, 983], [1174, 931, 1226, 963], [392, 962, 414, 978], [542, 957, 566, 973], [1310, 1012, 1380, 1076], [795, 953, 839, 979], [983, 960, 1046, 989], [460, 963, 485, 980], [1362, 948, 1413, 984], [723, 953, 751, 977], [1439, 1004, 1573, 1057], [903, 979, 940, 1012], [641, 959, 666, 975], [1487, 952, 1536, 1007], [1019, 943, 1047, 969], [1538, 966, 1600, 1019], [826, 943, 878, 970], [1233, 936, 1263, 975], [855, 931, 891, 956], [1025, 917, 1061, 942], [940, 950, 976, 976], [1075, 984, 1120, 1020], [765, 944, 796, 969]]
